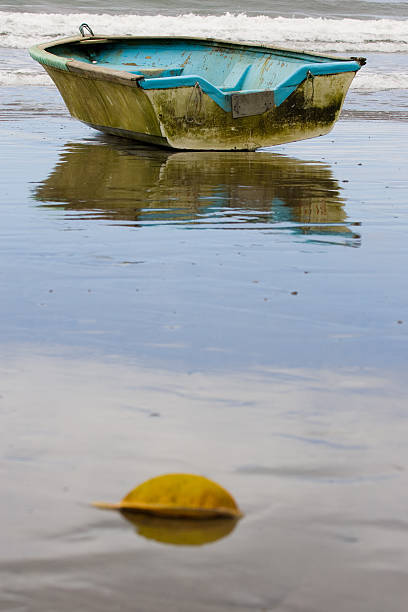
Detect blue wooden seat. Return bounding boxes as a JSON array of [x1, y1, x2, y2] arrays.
[[219, 65, 252, 92]]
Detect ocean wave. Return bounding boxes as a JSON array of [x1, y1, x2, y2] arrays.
[[0, 69, 51, 86], [351, 71, 408, 91], [1, 11, 408, 52], [3, 0, 408, 20]]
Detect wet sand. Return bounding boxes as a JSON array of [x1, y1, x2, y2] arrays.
[[1, 81, 408, 611]]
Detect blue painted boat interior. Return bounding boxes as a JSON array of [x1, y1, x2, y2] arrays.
[[52, 38, 361, 110]]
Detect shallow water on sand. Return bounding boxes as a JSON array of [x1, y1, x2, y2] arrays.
[[1, 78, 408, 611]]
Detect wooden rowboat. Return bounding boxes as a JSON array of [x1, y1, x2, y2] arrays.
[[30, 27, 365, 151]]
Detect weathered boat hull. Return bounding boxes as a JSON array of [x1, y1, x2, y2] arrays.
[[30, 36, 362, 151]]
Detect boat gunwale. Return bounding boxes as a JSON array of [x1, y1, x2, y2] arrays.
[[30, 34, 361, 66]]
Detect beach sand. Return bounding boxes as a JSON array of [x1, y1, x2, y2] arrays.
[[1, 77, 408, 611]]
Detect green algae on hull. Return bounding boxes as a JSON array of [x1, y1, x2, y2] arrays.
[[144, 72, 353, 150]]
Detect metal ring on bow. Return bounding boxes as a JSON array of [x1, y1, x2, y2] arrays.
[[79, 23, 94, 37]]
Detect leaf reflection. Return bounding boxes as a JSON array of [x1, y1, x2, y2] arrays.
[[120, 511, 238, 547]]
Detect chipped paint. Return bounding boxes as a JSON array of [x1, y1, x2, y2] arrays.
[[180, 53, 192, 68]]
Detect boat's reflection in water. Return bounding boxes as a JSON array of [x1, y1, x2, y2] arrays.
[[35, 137, 360, 246], [120, 511, 238, 547]]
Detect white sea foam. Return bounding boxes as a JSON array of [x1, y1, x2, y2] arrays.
[[1, 11, 408, 53], [0, 69, 51, 86], [351, 71, 408, 91]]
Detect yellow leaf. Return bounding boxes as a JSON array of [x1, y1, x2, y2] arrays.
[[93, 473, 242, 519]]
